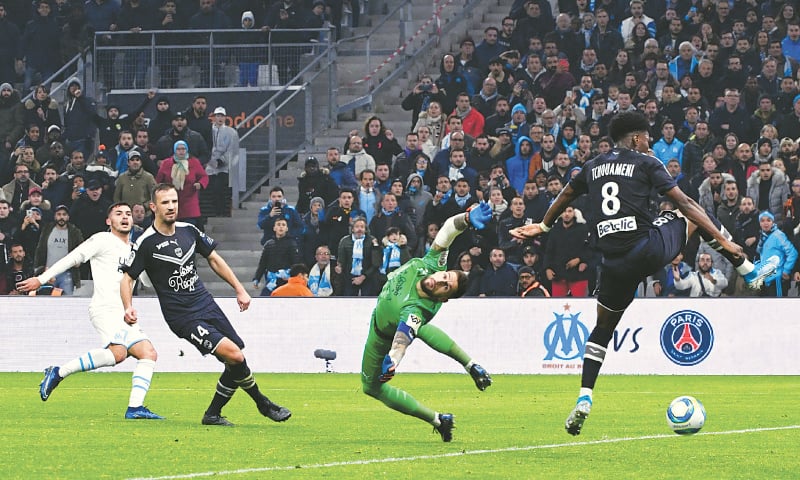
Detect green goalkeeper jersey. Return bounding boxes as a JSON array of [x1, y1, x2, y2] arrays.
[[372, 247, 449, 337]]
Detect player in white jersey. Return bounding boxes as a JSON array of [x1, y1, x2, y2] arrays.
[[17, 203, 163, 419]]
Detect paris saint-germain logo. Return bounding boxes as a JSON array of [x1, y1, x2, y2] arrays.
[[543, 305, 589, 361], [660, 310, 714, 366]]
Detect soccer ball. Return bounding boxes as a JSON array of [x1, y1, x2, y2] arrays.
[[666, 395, 706, 435]]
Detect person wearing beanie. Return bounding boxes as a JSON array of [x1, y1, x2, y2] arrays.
[[0, 83, 23, 159], [237, 11, 258, 86], [301, 195, 327, 266], [755, 210, 797, 297], [147, 96, 173, 141], [753, 137, 775, 164], [518, 265, 550, 297], [62, 79, 96, 160], [504, 103, 529, 144], [297, 156, 339, 214], [155, 140, 208, 226]]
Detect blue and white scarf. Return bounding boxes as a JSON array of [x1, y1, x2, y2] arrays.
[[308, 263, 333, 296], [351, 235, 364, 276], [455, 193, 471, 208], [265, 268, 290, 292], [380, 242, 402, 274]]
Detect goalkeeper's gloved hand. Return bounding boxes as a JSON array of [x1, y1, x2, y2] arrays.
[[467, 201, 492, 230], [380, 355, 396, 382]]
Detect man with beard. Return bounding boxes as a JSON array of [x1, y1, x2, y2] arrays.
[[0, 83, 23, 174], [296, 156, 338, 214], [361, 203, 493, 442], [483, 96, 511, 138], [470, 134, 495, 175], [155, 111, 209, 165], [682, 121, 716, 180], [32, 204, 84, 295], [183, 95, 212, 149], [110, 130, 141, 174], [672, 252, 728, 297], [2, 163, 40, 211], [123, 184, 290, 426], [113, 150, 156, 210]]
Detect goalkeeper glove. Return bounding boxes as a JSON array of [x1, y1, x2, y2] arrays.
[[467, 201, 492, 230], [379, 355, 396, 382]]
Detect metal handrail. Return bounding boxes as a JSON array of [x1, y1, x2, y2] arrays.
[[21, 49, 89, 103], [336, 0, 411, 44], [237, 41, 338, 204]]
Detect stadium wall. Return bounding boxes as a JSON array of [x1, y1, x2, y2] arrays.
[[3, 297, 798, 375]]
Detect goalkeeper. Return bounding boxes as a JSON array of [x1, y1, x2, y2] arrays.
[[360, 203, 493, 442]]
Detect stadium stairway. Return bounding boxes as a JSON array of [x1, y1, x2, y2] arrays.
[[197, 0, 515, 296]]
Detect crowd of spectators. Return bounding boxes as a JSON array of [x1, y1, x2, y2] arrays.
[[7, 0, 800, 298], [254, 0, 800, 298], [0, 86, 237, 294]]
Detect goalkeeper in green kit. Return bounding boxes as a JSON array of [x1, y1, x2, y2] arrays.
[[361, 202, 494, 442]]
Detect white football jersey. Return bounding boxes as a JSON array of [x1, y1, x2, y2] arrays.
[[37, 231, 130, 312]]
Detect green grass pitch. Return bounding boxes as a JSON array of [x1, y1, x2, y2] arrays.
[[3, 373, 798, 479]]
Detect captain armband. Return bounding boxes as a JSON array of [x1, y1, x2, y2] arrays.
[[397, 313, 423, 342]]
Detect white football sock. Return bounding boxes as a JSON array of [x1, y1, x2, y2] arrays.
[[128, 359, 156, 408], [60, 348, 116, 377], [579, 387, 593, 400]]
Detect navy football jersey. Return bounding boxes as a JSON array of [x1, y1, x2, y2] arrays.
[[121, 222, 218, 324], [568, 149, 677, 255]]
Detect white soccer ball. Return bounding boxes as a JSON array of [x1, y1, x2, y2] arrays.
[[666, 395, 706, 435]]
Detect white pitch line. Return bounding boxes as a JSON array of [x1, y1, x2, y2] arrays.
[[127, 425, 800, 480]]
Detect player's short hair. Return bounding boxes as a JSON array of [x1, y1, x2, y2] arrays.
[[107, 202, 132, 216], [151, 183, 177, 203], [609, 111, 650, 143]]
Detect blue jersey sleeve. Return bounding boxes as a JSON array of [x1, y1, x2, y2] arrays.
[[191, 224, 218, 258], [646, 155, 678, 195]]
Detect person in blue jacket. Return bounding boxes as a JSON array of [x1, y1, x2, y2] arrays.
[[756, 210, 797, 297]]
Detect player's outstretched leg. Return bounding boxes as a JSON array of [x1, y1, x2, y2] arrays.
[[416, 324, 492, 391], [40, 348, 117, 401], [689, 209, 778, 288], [743, 256, 780, 289]]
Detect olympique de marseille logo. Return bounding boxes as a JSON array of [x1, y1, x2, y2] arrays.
[[543, 304, 589, 361]]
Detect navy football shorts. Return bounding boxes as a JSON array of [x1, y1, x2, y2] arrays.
[[172, 303, 245, 356], [597, 211, 687, 311]]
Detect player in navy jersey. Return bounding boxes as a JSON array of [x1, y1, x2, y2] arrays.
[[510, 112, 777, 436], [120, 184, 291, 426]]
